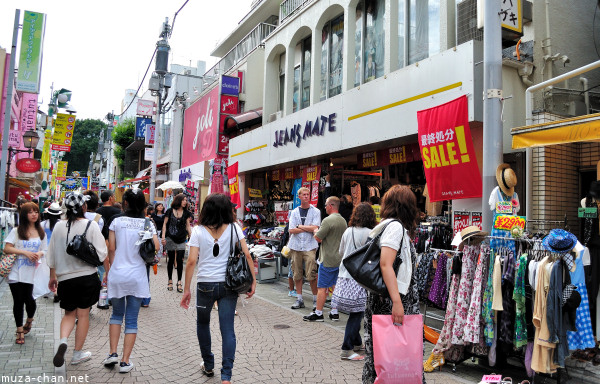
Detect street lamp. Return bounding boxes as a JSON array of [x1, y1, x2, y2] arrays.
[[4, 129, 40, 199]]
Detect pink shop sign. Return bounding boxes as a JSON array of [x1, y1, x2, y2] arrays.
[[20, 92, 38, 131]]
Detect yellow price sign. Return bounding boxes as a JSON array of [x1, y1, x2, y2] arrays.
[[493, 215, 526, 231], [248, 188, 262, 198]]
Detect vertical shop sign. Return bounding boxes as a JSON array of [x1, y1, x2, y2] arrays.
[[284, 167, 296, 180], [227, 162, 240, 208], [52, 114, 76, 152], [16, 11, 46, 93], [311, 180, 319, 206], [144, 123, 155, 145], [20, 93, 38, 131], [453, 211, 471, 236], [417, 95, 481, 202], [182, 87, 220, 167], [302, 166, 321, 207], [292, 178, 302, 209], [41, 129, 51, 170], [217, 75, 240, 156], [271, 169, 282, 182], [471, 211, 482, 230], [210, 157, 226, 194], [56, 161, 68, 180]]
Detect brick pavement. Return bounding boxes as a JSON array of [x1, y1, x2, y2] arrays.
[[3, 261, 597, 383]]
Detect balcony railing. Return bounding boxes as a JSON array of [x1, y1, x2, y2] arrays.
[[203, 22, 277, 88], [279, 0, 315, 24]]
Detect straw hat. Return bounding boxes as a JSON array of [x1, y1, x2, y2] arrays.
[[460, 226, 489, 242], [496, 163, 517, 196]]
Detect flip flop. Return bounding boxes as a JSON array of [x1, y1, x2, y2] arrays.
[[343, 353, 365, 361]]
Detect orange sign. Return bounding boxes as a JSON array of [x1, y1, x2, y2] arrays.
[[493, 215, 526, 231]]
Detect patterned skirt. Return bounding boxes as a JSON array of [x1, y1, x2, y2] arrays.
[[331, 277, 367, 313]]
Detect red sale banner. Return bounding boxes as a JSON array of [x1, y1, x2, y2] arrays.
[[471, 211, 483, 230], [311, 179, 319, 206], [417, 95, 481, 202], [227, 162, 240, 208], [302, 165, 321, 183]]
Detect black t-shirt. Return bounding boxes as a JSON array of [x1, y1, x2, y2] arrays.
[[299, 207, 309, 225], [165, 208, 192, 243], [151, 213, 165, 233], [96, 205, 123, 239]]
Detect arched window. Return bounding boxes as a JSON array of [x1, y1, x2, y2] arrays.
[[320, 13, 344, 100], [355, 0, 385, 87], [293, 36, 312, 112]]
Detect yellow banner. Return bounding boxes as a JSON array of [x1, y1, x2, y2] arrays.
[[52, 113, 76, 152], [56, 161, 68, 180], [512, 113, 600, 149], [248, 188, 262, 198], [41, 129, 52, 170]]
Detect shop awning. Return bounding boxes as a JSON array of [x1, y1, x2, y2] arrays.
[[511, 112, 600, 149], [223, 108, 262, 135], [9, 177, 30, 189], [117, 175, 149, 187]]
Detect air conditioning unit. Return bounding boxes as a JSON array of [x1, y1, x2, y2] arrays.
[[268, 111, 282, 122], [457, 0, 483, 46]]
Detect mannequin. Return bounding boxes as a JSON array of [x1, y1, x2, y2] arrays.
[[488, 164, 519, 253], [581, 180, 600, 338]]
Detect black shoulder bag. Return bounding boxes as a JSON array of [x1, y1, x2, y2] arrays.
[[66, 220, 103, 267], [342, 220, 403, 296], [139, 218, 158, 265], [225, 224, 253, 293]]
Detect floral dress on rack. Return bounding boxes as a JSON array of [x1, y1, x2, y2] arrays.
[[464, 245, 490, 344], [450, 245, 480, 345], [432, 260, 463, 354]]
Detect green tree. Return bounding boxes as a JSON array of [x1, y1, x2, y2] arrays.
[[112, 117, 135, 177], [61, 118, 104, 176]]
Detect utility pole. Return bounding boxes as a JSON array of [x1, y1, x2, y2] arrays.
[[481, 1, 504, 232], [150, 18, 171, 203], [105, 111, 114, 190], [0, 10, 20, 201]]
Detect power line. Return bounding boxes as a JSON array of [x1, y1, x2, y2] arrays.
[[117, 47, 157, 119]]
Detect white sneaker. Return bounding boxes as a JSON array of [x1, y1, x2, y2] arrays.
[[119, 361, 134, 373], [102, 353, 119, 366], [71, 351, 92, 365]]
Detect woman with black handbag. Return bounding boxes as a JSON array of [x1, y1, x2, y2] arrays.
[[180, 193, 256, 384], [362, 185, 422, 384], [161, 194, 192, 293], [47, 193, 107, 367], [102, 189, 159, 373]]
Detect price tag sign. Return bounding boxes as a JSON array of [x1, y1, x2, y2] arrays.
[[248, 188, 262, 198], [493, 215, 526, 231], [578, 207, 598, 218]]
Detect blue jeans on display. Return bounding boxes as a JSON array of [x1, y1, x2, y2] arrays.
[[110, 296, 143, 334], [196, 282, 238, 382], [342, 311, 364, 351]]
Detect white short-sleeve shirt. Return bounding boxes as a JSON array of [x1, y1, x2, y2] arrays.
[[370, 219, 411, 295], [107, 216, 156, 299], [188, 223, 245, 283], [5, 228, 47, 284]]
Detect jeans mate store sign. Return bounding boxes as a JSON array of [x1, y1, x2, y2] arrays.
[[272, 113, 337, 148]]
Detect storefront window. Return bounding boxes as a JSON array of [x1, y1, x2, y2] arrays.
[[355, 0, 385, 86], [408, 0, 440, 64], [321, 14, 344, 101]]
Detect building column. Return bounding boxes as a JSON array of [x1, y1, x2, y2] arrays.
[[343, 5, 356, 92]]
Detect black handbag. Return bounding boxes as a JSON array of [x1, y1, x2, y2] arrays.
[[66, 220, 103, 267], [139, 218, 158, 265], [342, 220, 403, 296], [225, 224, 253, 293]]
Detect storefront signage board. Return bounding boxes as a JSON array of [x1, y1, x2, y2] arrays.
[[227, 162, 240, 208], [272, 113, 337, 149], [248, 188, 262, 198], [471, 212, 482, 229], [357, 144, 421, 169], [182, 87, 220, 168], [271, 169, 282, 181], [137, 99, 154, 116], [417, 95, 481, 202], [16, 11, 46, 93], [20, 93, 38, 132], [56, 161, 68, 180], [453, 211, 471, 236], [8, 131, 21, 147], [135, 117, 152, 140], [284, 167, 296, 180], [493, 215, 526, 231], [221, 75, 240, 96], [578, 207, 597, 218], [275, 211, 289, 223], [144, 123, 155, 145], [52, 114, 76, 152]]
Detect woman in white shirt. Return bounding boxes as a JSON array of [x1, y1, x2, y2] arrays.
[[362, 185, 421, 384], [181, 193, 256, 384], [47, 193, 108, 367], [4, 202, 47, 345], [102, 189, 159, 373]]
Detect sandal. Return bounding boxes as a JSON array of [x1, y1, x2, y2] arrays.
[[343, 352, 365, 361], [177, 281, 183, 293], [167, 281, 173, 291], [23, 318, 33, 335], [15, 330, 24, 345]]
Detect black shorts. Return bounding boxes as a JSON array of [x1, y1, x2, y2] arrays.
[[57, 273, 101, 312]]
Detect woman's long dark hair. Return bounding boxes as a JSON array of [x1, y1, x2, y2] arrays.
[[199, 194, 234, 229], [18, 202, 45, 240], [379, 185, 418, 238], [66, 202, 85, 225], [171, 193, 185, 210], [348, 202, 377, 229], [123, 189, 147, 218], [44, 213, 60, 231], [154, 202, 164, 214]]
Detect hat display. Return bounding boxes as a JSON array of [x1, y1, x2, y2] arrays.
[[542, 229, 577, 253], [46, 202, 62, 216], [460, 226, 489, 242], [589, 180, 600, 198], [496, 163, 517, 197], [64, 192, 88, 212]]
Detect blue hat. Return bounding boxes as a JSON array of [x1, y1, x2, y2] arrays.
[[542, 229, 577, 253]]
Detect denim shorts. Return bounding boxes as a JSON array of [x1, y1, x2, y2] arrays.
[[317, 265, 339, 288]]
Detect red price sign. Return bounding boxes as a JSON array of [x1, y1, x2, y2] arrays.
[[453, 211, 471, 236], [493, 215, 526, 231], [275, 211, 289, 223]]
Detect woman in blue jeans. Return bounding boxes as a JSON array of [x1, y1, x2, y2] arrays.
[[102, 189, 159, 373], [181, 194, 256, 384]]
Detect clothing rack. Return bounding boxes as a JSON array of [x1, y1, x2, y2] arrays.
[[429, 247, 462, 253], [0, 199, 16, 208]]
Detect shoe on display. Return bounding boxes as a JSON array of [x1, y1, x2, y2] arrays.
[[329, 313, 340, 321], [102, 352, 119, 366], [291, 300, 305, 309], [119, 361, 134, 373], [71, 351, 92, 365], [303, 312, 324, 322]]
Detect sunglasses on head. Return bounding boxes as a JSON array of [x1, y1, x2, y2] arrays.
[[213, 239, 219, 257]]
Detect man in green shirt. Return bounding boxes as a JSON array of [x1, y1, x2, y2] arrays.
[[303, 196, 347, 322]]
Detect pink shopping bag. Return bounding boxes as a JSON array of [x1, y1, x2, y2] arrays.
[[372, 314, 423, 384]]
